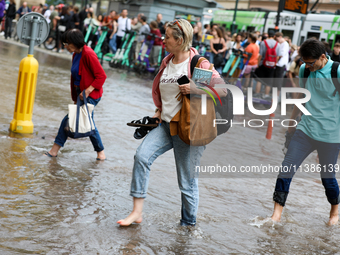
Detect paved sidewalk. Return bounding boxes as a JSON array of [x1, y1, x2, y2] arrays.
[[0, 34, 73, 60]]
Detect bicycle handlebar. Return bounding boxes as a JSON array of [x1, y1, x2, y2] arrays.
[[122, 29, 136, 34], [141, 32, 162, 39]]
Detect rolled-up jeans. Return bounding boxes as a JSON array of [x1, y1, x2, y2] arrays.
[[130, 121, 205, 226], [273, 130, 340, 206], [54, 87, 104, 152]]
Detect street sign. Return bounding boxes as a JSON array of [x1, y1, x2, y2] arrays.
[[17, 13, 49, 47], [283, 0, 309, 15]]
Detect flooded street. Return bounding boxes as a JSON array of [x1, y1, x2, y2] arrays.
[[0, 39, 340, 254]]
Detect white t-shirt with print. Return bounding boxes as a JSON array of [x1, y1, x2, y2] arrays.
[[160, 57, 189, 123]]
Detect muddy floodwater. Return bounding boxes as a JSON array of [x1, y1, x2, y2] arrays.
[[0, 39, 340, 254]]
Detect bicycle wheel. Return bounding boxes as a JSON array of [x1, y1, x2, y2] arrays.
[[44, 36, 56, 50]]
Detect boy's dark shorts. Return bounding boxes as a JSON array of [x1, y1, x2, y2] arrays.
[[254, 65, 275, 87]]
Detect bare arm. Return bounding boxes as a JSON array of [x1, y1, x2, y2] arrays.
[[113, 20, 117, 34], [53, 17, 58, 30], [109, 21, 118, 39], [218, 38, 228, 53], [287, 71, 296, 87], [210, 39, 218, 54]]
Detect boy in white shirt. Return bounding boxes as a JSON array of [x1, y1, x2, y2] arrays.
[[116, 9, 131, 49], [274, 32, 289, 95]]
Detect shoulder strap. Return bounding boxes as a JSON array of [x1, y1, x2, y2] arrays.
[[190, 55, 203, 76], [190, 54, 213, 77], [331, 61, 340, 97], [273, 41, 278, 50], [303, 66, 311, 88], [263, 40, 269, 49]]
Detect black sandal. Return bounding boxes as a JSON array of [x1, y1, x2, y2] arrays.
[[127, 116, 159, 128], [127, 116, 160, 139]]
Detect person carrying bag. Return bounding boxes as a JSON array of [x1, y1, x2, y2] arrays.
[[45, 29, 106, 160], [67, 90, 95, 138], [117, 19, 226, 227], [170, 57, 217, 146]]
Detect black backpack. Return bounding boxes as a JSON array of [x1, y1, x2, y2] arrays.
[[303, 61, 340, 97], [190, 55, 233, 135]]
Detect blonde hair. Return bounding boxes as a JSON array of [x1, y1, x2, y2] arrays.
[[166, 19, 193, 51]]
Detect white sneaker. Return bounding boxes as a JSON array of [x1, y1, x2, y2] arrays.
[[0, 32, 4, 36], [263, 94, 272, 101]]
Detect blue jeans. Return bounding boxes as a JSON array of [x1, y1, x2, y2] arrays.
[[130, 122, 205, 226], [109, 34, 117, 54], [54, 88, 104, 152], [209, 52, 223, 74], [274, 130, 340, 206]]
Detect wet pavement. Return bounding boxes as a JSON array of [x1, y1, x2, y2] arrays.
[[0, 38, 340, 254]]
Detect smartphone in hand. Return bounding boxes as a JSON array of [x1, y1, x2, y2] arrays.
[[177, 75, 190, 85]]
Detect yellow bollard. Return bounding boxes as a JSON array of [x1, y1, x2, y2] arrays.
[[10, 54, 39, 134]]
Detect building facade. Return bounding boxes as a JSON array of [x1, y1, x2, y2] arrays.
[[216, 0, 340, 13], [94, 0, 222, 23]]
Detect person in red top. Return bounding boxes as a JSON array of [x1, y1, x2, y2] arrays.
[[243, 33, 259, 89], [147, 21, 163, 66], [45, 29, 107, 160]]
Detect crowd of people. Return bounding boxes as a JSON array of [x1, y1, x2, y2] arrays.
[[1, 2, 340, 229]]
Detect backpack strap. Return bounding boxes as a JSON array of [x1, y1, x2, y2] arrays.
[[190, 55, 201, 76], [263, 40, 270, 49], [303, 62, 340, 96], [190, 54, 213, 78], [273, 41, 278, 50], [303, 66, 311, 88], [331, 61, 340, 97], [190, 55, 204, 77]]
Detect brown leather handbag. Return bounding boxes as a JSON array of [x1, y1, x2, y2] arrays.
[[170, 58, 217, 146]]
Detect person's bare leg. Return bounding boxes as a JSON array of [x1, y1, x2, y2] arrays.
[[271, 202, 284, 222], [117, 197, 144, 226], [46, 143, 61, 157], [97, 150, 106, 160], [255, 81, 262, 93], [328, 204, 339, 225], [243, 73, 250, 90], [265, 85, 271, 96]]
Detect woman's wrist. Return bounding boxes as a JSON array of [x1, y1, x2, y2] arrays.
[[87, 85, 95, 93]]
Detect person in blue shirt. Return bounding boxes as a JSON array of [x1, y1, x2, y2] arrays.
[[271, 39, 340, 225], [16, 1, 30, 18]]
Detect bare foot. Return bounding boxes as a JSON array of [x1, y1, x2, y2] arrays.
[[44, 143, 61, 157], [328, 214, 339, 225], [271, 202, 283, 222], [271, 212, 281, 222], [328, 205, 339, 225], [117, 211, 142, 226], [96, 150, 106, 160]]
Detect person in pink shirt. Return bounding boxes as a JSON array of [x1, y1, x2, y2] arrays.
[[117, 19, 225, 227]]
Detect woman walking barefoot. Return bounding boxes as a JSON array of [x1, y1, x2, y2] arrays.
[[46, 29, 106, 160], [117, 19, 223, 226]]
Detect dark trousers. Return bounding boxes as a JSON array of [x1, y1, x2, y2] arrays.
[[274, 66, 286, 91], [4, 17, 13, 39], [273, 130, 340, 206], [116, 36, 123, 49]]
